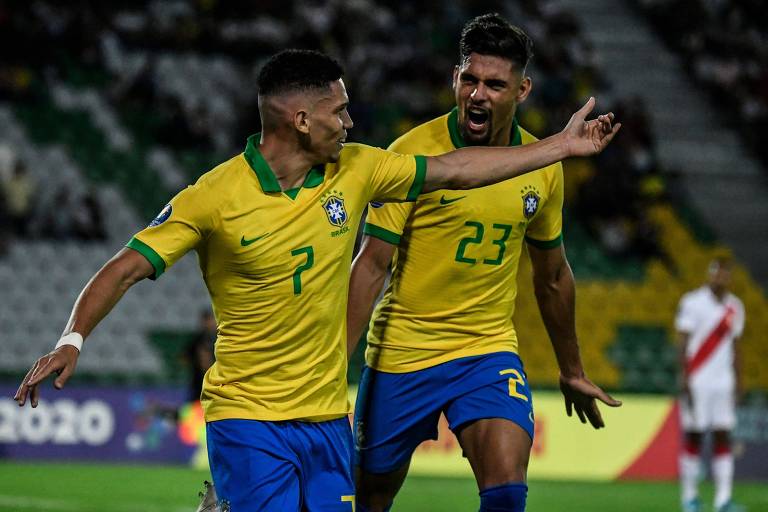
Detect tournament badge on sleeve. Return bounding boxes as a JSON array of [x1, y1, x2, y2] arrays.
[[149, 203, 173, 227]]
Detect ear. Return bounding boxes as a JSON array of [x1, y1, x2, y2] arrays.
[[294, 109, 311, 134], [516, 76, 533, 104], [452, 65, 460, 90]]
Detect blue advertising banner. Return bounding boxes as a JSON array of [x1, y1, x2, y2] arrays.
[[0, 386, 200, 464]]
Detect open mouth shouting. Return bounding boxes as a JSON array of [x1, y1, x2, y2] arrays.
[[465, 106, 491, 135]]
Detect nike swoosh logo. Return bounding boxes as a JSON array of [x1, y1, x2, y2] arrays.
[[240, 233, 270, 246], [439, 195, 466, 205]]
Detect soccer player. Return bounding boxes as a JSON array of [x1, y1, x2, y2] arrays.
[[348, 15, 621, 512], [15, 49, 618, 511], [676, 257, 745, 512]]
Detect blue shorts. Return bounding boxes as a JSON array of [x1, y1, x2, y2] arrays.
[[354, 351, 534, 474], [207, 418, 355, 511]]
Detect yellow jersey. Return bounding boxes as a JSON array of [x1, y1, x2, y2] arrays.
[[365, 109, 563, 372], [128, 134, 425, 421]]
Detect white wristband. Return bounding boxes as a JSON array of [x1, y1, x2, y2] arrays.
[[55, 332, 83, 352]]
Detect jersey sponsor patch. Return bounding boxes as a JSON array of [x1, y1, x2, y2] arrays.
[[321, 191, 348, 227], [521, 186, 540, 219], [149, 204, 172, 227]]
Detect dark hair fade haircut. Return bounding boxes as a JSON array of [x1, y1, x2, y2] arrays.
[[257, 49, 344, 96], [459, 13, 534, 71]]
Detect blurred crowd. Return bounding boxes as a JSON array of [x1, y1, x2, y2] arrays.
[[638, 0, 768, 164], [0, 0, 687, 264], [0, 146, 107, 255]]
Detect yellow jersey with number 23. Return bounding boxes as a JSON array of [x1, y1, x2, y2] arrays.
[[365, 109, 563, 373]]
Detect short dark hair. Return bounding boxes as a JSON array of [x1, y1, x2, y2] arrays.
[[257, 49, 344, 96], [459, 13, 533, 71]]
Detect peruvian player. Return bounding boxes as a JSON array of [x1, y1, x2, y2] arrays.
[[676, 257, 745, 512]]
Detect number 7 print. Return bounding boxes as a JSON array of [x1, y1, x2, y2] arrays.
[[290, 246, 314, 295]]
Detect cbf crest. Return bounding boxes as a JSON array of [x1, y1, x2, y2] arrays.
[[520, 185, 541, 219], [320, 190, 348, 227]]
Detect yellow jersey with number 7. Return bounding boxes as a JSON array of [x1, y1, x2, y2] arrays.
[[364, 109, 563, 373], [128, 134, 426, 421]]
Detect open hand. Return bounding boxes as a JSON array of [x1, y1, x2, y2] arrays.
[[559, 373, 622, 429], [14, 345, 80, 407], [561, 97, 621, 157]]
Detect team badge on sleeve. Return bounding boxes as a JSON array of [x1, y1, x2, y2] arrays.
[[149, 203, 172, 227], [520, 185, 540, 219], [320, 191, 348, 227]]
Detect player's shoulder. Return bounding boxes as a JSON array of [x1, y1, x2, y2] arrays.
[[726, 292, 745, 311], [679, 288, 701, 307], [681, 286, 710, 307], [172, 153, 248, 211], [337, 142, 384, 159], [682, 286, 706, 300], [519, 125, 563, 176], [519, 125, 540, 144], [194, 153, 249, 191], [333, 143, 391, 176], [388, 114, 452, 155], [329, 143, 402, 185]]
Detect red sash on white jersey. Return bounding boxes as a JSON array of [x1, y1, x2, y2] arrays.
[[685, 305, 735, 377]]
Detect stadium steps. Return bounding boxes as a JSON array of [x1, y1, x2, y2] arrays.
[[12, 96, 168, 220], [556, 0, 768, 289], [516, 204, 768, 393], [607, 325, 677, 393], [0, 105, 211, 383]]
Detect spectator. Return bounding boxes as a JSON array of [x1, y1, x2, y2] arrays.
[[71, 190, 107, 241], [40, 186, 73, 239], [2, 161, 36, 237], [0, 183, 9, 256]]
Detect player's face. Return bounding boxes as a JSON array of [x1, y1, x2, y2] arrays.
[[708, 263, 732, 290], [453, 53, 531, 146], [309, 79, 354, 163]]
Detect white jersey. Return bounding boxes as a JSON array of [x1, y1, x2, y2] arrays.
[[675, 286, 744, 391]]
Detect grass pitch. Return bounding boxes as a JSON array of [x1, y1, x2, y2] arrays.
[[0, 461, 766, 511]]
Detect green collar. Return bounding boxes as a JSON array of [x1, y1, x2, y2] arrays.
[[447, 107, 522, 148], [243, 133, 325, 195]]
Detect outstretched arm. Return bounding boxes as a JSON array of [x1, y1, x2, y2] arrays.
[[347, 236, 396, 358], [15, 248, 153, 406], [528, 242, 621, 429], [422, 97, 620, 193]]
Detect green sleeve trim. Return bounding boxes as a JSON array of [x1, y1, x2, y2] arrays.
[[363, 223, 401, 245], [525, 233, 563, 250], [126, 237, 166, 280], [406, 155, 426, 201]]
